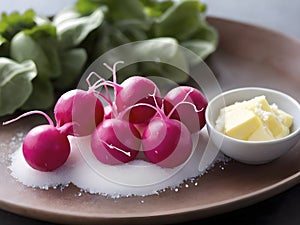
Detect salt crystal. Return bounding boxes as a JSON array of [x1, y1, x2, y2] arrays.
[[8, 129, 230, 198], [76, 192, 82, 197]]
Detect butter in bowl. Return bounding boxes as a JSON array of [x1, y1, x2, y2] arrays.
[[205, 87, 300, 165]]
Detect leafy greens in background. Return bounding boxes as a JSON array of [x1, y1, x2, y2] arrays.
[[0, 58, 37, 116], [0, 0, 218, 116]]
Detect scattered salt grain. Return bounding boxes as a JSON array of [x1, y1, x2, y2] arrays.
[[8, 128, 230, 198]]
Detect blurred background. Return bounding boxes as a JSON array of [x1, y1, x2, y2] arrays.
[[204, 0, 300, 39], [1, 0, 300, 39]]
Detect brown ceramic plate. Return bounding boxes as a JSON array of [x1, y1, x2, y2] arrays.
[[1, 17, 300, 225]]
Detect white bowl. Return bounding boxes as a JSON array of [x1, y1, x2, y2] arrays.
[[205, 87, 300, 164]]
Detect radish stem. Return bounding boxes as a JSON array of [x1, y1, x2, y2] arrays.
[[3, 110, 54, 127]]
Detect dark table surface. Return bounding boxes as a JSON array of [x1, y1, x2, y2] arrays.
[[1, 0, 300, 224], [1, 184, 300, 225]]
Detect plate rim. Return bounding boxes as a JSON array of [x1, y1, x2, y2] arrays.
[[1, 171, 300, 224]]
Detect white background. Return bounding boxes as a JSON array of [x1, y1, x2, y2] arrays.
[[1, 0, 300, 39]]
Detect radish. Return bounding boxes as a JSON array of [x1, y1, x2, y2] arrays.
[[115, 76, 161, 124], [91, 118, 141, 165], [104, 105, 113, 120], [54, 74, 105, 137], [126, 96, 163, 124], [142, 117, 192, 168], [3, 111, 70, 172], [102, 62, 162, 124], [132, 100, 193, 168], [164, 86, 207, 133]]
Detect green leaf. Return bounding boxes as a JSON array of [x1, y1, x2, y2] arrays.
[[182, 40, 217, 61], [10, 25, 61, 79], [133, 38, 189, 83], [103, 0, 146, 22], [114, 19, 150, 41], [140, 0, 174, 18], [0, 58, 37, 116], [76, 0, 101, 15], [153, 0, 206, 41], [76, 0, 146, 21], [0, 35, 9, 57], [84, 22, 131, 62], [21, 76, 54, 110], [0, 10, 36, 40], [54, 48, 87, 90], [0, 35, 6, 46], [23, 23, 56, 38], [53, 8, 104, 49], [182, 21, 218, 60]]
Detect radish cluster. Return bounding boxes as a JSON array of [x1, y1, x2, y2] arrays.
[[3, 75, 105, 172], [3, 61, 208, 171]]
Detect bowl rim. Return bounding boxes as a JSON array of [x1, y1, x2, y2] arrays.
[[205, 87, 300, 145]]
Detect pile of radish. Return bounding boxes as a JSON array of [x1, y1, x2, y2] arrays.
[[3, 61, 208, 172]]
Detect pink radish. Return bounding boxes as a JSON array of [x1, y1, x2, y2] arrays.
[[91, 118, 141, 165], [133, 100, 193, 168], [3, 111, 70, 172], [54, 74, 105, 137], [127, 96, 163, 124], [102, 62, 162, 124], [164, 86, 207, 133], [104, 105, 113, 120], [115, 76, 161, 124], [142, 117, 192, 168]]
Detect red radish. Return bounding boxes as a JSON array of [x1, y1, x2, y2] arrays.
[[3, 111, 70, 172], [23, 125, 70, 172], [54, 89, 104, 137], [164, 86, 207, 133], [129, 101, 193, 168], [104, 105, 113, 120], [91, 118, 141, 165], [127, 96, 163, 124], [102, 62, 162, 124], [142, 117, 192, 168], [115, 76, 161, 124]]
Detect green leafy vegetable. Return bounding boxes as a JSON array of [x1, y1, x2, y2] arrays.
[[7, 12, 91, 111], [140, 0, 174, 18], [76, 0, 100, 15], [0, 10, 36, 40], [74, 0, 217, 82], [133, 38, 189, 83], [0, 35, 8, 57], [53, 48, 87, 90], [0, 58, 37, 116], [76, 0, 146, 21], [0, 0, 218, 116], [152, 0, 206, 41], [0, 35, 6, 46], [21, 76, 54, 110], [10, 24, 61, 79], [53, 8, 104, 48]]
